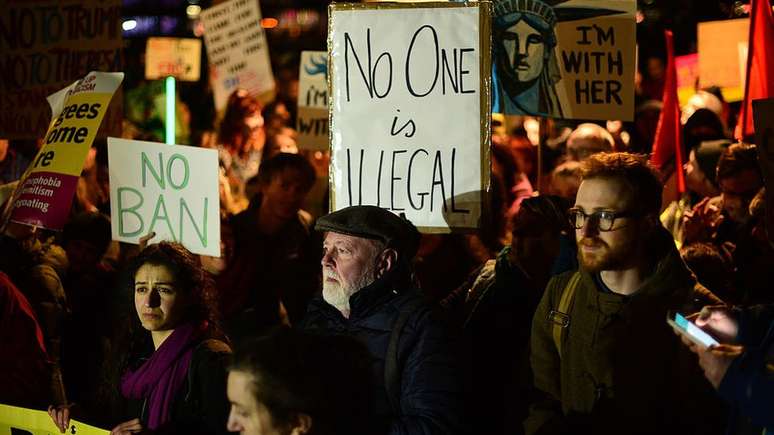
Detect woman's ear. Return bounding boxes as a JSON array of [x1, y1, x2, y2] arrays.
[[290, 414, 312, 435], [374, 248, 399, 279]]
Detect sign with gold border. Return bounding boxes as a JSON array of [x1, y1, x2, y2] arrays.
[[328, 2, 492, 232]]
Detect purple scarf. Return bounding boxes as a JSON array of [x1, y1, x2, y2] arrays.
[[120, 322, 202, 429]]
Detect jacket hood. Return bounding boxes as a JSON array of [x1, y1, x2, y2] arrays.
[[580, 226, 696, 300]]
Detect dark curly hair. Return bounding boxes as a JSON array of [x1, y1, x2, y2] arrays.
[[125, 241, 219, 328], [98, 242, 223, 418]]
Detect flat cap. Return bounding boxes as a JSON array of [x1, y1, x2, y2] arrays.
[[315, 206, 420, 259]]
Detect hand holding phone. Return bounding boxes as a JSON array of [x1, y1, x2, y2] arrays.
[[668, 311, 720, 349]]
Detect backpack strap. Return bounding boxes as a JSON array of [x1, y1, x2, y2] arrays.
[[385, 298, 425, 415], [549, 272, 581, 358]]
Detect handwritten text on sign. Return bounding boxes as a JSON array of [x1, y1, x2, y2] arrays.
[[200, 0, 274, 111], [297, 51, 328, 150], [145, 37, 202, 82], [108, 138, 220, 257], [330, 5, 487, 230], [0, 0, 124, 139]]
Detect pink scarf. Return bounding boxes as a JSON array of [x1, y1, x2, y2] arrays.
[[120, 322, 202, 429]]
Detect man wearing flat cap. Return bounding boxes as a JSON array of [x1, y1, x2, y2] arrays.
[[299, 205, 468, 435]]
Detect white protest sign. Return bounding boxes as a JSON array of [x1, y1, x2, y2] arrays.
[[329, 3, 491, 231], [297, 51, 329, 150], [107, 138, 220, 257], [145, 37, 202, 82], [201, 0, 275, 111]]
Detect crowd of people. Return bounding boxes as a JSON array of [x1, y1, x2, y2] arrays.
[[1, 68, 773, 435]]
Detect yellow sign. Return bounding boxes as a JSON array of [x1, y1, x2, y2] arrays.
[[145, 37, 202, 82], [0, 404, 109, 435], [5, 71, 123, 231], [698, 18, 748, 102]]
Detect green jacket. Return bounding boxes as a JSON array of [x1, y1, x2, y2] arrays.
[[525, 229, 726, 435]]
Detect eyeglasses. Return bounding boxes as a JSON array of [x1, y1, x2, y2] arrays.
[[568, 208, 639, 232]]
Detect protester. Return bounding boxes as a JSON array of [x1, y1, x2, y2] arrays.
[[548, 160, 582, 202], [678, 304, 774, 434], [226, 328, 373, 435], [48, 242, 231, 434], [217, 153, 319, 339], [217, 89, 266, 208], [300, 205, 468, 434], [680, 242, 736, 304], [565, 123, 615, 162], [525, 152, 726, 434], [662, 139, 729, 247], [442, 195, 572, 435], [0, 271, 52, 408], [0, 223, 68, 405], [59, 211, 119, 419]]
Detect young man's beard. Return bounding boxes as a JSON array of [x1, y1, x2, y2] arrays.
[[322, 264, 377, 313], [577, 236, 638, 273]]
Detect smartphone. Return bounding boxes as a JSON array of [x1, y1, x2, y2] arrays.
[[667, 311, 720, 348]]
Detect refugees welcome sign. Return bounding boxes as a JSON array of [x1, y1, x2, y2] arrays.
[[108, 138, 220, 257], [329, 3, 491, 231], [6, 71, 123, 230]]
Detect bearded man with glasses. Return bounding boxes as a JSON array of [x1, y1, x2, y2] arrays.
[[525, 152, 727, 435]]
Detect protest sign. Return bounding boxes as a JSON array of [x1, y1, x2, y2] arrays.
[[0, 0, 124, 139], [753, 98, 774, 247], [698, 18, 748, 102], [492, 0, 636, 121], [0, 404, 109, 435], [5, 72, 123, 231], [297, 51, 329, 151], [145, 37, 202, 82], [329, 2, 491, 231], [676, 53, 699, 106], [108, 138, 220, 257], [201, 0, 275, 111]]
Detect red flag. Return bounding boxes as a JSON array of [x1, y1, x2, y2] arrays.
[[650, 30, 686, 193], [736, 0, 774, 140]]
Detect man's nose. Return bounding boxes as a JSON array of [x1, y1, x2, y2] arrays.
[[579, 216, 600, 237], [321, 250, 335, 267]]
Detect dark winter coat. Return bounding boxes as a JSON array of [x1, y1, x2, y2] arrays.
[[526, 228, 727, 435], [719, 304, 774, 434], [126, 338, 231, 435], [299, 277, 468, 435]]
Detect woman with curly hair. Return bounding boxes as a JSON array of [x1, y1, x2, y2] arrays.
[[49, 242, 231, 435]]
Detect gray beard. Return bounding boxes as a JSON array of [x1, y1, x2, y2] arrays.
[[322, 265, 377, 317]]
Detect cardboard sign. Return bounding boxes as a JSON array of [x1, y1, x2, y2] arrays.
[[698, 18, 748, 103], [5, 72, 123, 230], [676, 53, 699, 106], [107, 138, 220, 257], [329, 3, 491, 231], [201, 0, 275, 111], [145, 37, 202, 82], [0, 0, 124, 139], [0, 404, 109, 435], [492, 0, 636, 121], [297, 51, 329, 151]]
